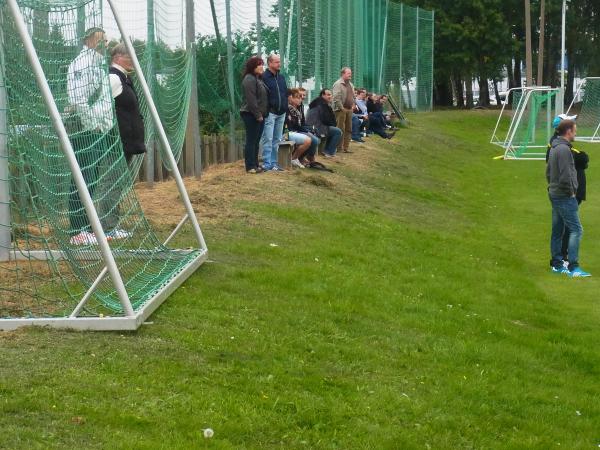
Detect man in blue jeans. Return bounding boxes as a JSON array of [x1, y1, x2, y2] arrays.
[[546, 119, 591, 277], [260, 54, 288, 171]]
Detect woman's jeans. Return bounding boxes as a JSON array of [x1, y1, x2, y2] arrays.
[[241, 112, 265, 171]]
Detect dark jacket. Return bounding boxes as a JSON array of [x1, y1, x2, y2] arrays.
[[240, 73, 268, 120], [367, 98, 382, 114], [546, 137, 578, 198], [546, 133, 589, 201], [306, 97, 336, 137], [110, 67, 146, 156], [262, 69, 288, 115]]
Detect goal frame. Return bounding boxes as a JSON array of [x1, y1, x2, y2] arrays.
[[490, 86, 562, 161], [0, 0, 207, 331], [565, 77, 600, 143]]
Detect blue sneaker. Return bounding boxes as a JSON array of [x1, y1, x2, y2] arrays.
[[270, 165, 285, 172], [551, 265, 569, 274], [568, 267, 592, 278]]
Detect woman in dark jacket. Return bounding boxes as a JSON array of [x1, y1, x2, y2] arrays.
[[240, 56, 268, 173]]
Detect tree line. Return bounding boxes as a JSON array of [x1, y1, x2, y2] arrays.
[[396, 0, 600, 107]]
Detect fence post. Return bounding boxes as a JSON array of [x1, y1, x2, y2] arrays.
[[145, 0, 156, 186], [416, 6, 420, 111], [225, 0, 237, 162], [185, 0, 202, 178], [256, 0, 262, 57], [0, 24, 10, 262], [296, 0, 302, 85]]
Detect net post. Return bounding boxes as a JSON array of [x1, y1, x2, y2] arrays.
[[314, 0, 321, 92], [415, 6, 420, 111], [296, 0, 302, 85], [225, 0, 236, 161], [5, 0, 135, 316], [0, 14, 9, 263], [278, 0, 284, 60], [146, 0, 156, 186], [378, 0, 389, 93], [256, 0, 262, 57], [185, 0, 202, 178], [105, 0, 207, 252]]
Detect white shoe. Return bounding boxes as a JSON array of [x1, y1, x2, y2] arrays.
[[107, 228, 132, 240], [70, 231, 97, 245], [291, 159, 306, 169]]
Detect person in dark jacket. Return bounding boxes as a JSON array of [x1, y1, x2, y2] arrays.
[[546, 115, 588, 264], [260, 53, 288, 171], [286, 88, 319, 168], [240, 56, 268, 173], [366, 93, 394, 139], [306, 89, 342, 158], [546, 120, 590, 277], [97, 42, 146, 241]]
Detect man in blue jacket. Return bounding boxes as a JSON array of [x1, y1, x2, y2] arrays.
[[260, 53, 288, 171]]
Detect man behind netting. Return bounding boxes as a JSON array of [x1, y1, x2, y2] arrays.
[[66, 27, 113, 245]]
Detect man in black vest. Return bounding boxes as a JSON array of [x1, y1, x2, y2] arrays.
[[98, 43, 147, 240]]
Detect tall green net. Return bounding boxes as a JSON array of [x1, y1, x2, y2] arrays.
[[0, 0, 206, 329], [195, 0, 435, 138], [566, 77, 600, 142]]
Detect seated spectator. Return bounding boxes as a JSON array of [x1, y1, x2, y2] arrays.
[[367, 93, 395, 139], [351, 88, 369, 143], [306, 89, 343, 158], [286, 88, 319, 168]]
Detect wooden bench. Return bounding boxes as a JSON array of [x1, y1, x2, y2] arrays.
[[277, 140, 295, 169]]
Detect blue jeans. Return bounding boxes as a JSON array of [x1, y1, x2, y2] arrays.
[[550, 195, 583, 270], [351, 115, 362, 140], [324, 126, 342, 155], [260, 112, 286, 169]]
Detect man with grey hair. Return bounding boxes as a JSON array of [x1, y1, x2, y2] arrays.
[[96, 42, 147, 240], [332, 67, 355, 153]]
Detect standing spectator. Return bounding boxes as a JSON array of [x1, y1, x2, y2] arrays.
[[95, 42, 148, 241], [332, 67, 355, 153], [66, 27, 113, 245], [240, 56, 268, 173], [546, 120, 590, 277], [306, 89, 342, 158], [260, 53, 288, 171]]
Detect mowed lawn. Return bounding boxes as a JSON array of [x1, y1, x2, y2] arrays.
[[2, 110, 600, 449]]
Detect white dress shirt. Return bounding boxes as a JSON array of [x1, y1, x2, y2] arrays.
[[66, 46, 114, 132]]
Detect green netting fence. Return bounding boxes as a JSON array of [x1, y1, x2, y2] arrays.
[[0, 0, 432, 325]]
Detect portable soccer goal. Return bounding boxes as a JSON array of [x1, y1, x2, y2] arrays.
[[0, 0, 207, 330], [566, 77, 600, 143], [490, 87, 561, 160]]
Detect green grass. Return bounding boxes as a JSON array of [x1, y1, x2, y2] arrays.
[[3, 110, 600, 449]]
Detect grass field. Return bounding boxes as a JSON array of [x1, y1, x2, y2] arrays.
[[2, 110, 600, 449]]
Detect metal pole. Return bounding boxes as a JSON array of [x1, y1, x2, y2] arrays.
[[561, 0, 566, 91], [326, 0, 332, 87], [378, 0, 389, 93], [296, 0, 302, 85], [5, 0, 134, 316], [399, 3, 403, 102], [278, 0, 285, 59], [314, 0, 321, 92], [0, 11, 9, 263], [146, 0, 155, 186], [256, 0, 262, 57], [431, 10, 435, 111], [225, 0, 236, 161], [415, 6, 419, 110], [106, 0, 207, 251], [185, 0, 202, 178]]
